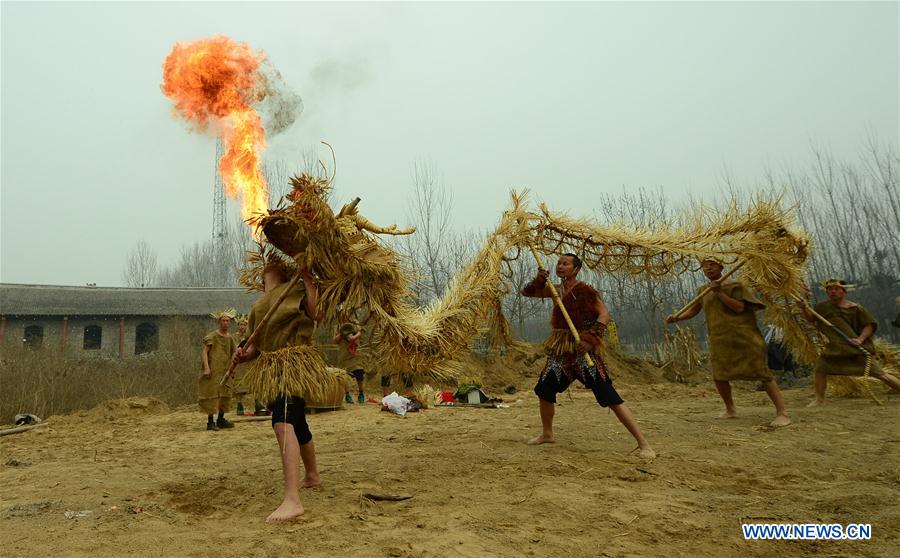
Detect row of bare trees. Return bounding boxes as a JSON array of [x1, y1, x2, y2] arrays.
[[122, 214, 250, 289]]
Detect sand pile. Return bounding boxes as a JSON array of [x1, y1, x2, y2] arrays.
[[61, 397, 171, 424]]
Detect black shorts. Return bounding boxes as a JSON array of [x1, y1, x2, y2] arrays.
[[348, 369, 365, 382], [767, 342, 796, 372], [534, 355, 624, 408], [268, 396, 312, 445], [378, 374, 411, 388]]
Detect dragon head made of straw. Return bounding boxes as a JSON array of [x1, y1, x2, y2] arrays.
[[240, 172, 417, 318]]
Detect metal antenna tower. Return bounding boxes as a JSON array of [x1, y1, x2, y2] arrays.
[[212, 138, 228, 250]]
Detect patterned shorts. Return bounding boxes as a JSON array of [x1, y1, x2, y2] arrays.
[[534, 353, 624, 407]]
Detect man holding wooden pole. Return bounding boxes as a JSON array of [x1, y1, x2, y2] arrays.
[[797, 279, 900, 406], [522, 253, 655, 459], [666, 257, 790, 427]]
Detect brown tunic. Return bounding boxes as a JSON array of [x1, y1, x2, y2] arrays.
[[522, 279, 606, 353], [246, 281, 315, 351], [812, 301, 883, 377], [700, 280, 773, 382], [336, 323, 366, 372], [242, 280, 335, 403], [198, 331, 236, 413], [231, 332, 250, 395]]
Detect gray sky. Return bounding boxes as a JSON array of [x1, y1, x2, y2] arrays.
[[2, 1, 898, 286]]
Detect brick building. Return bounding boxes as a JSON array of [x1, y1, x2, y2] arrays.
[[0, 284, 255, 358]]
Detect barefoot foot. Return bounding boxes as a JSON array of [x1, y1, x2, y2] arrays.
[[638, 446, 656, 460], [300, 476, 321, 489], [806, 399, 824, 408], [266, 499, 304, 522], [527, 434, 555, 445], [717, 410, 737, 419], [770, 415, 791, 427]]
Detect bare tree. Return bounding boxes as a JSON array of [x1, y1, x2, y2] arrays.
[[501, 249, 551, 340], [122, 240, 158, 288], [155, 240, 239, 288], [400, 161, 456, 304]]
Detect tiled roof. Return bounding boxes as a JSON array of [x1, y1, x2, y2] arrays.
[[0, 283, 255, 317]]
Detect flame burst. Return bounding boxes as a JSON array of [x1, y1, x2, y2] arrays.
[[161, 35, 273, 225]]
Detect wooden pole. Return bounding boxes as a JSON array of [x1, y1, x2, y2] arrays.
[[221, 273, 303, 385], [670, 260, 747, 320], [789, 294, 871, 356], [524, 241, 595, 368], [0, 422, 48, 437]]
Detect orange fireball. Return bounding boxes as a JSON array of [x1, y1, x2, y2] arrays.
[[161, 35, 270, 225]]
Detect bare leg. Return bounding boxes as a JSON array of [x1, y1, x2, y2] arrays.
[[527, 398, 555, 445], [610, 404, 655, 459], [714, 380, 737, 418], [298, 441, 321, 488], [762, 379, 791, 427], [807, 373, 827, 407], [877, 373, 900, 393], [267, 423, 304, 522]]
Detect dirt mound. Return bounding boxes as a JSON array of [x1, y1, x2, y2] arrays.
[[603, 349, 667, 385], [458, 348, 544, 391], [62, 397, 171, 423]]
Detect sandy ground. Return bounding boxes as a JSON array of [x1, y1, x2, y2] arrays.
[[2, 362, 898, 558]]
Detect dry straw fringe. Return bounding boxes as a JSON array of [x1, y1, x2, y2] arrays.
[[543, 330, 580, 356], [827, 340, 898, 401], [660, 325, 705, 383], [242, 345, 338, 403], [875, 340, 900, 373]]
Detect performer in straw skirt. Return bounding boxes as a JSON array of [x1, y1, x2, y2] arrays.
[[667, 257, 790, 426], [522, 253, 655, 459], [233, 259, 337, 522], [798, 279, 900, 406], [199, 309, 237, 431]]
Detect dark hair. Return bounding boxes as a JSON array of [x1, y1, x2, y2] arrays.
[[562, 253, 583, 269]]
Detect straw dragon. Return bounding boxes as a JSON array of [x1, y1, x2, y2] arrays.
[[239, 173, 821, 385]]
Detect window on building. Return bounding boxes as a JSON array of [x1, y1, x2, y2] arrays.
[[24, 325, 43, 349], [83, 325, 102, 350], [135, 322, 159, 355]]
